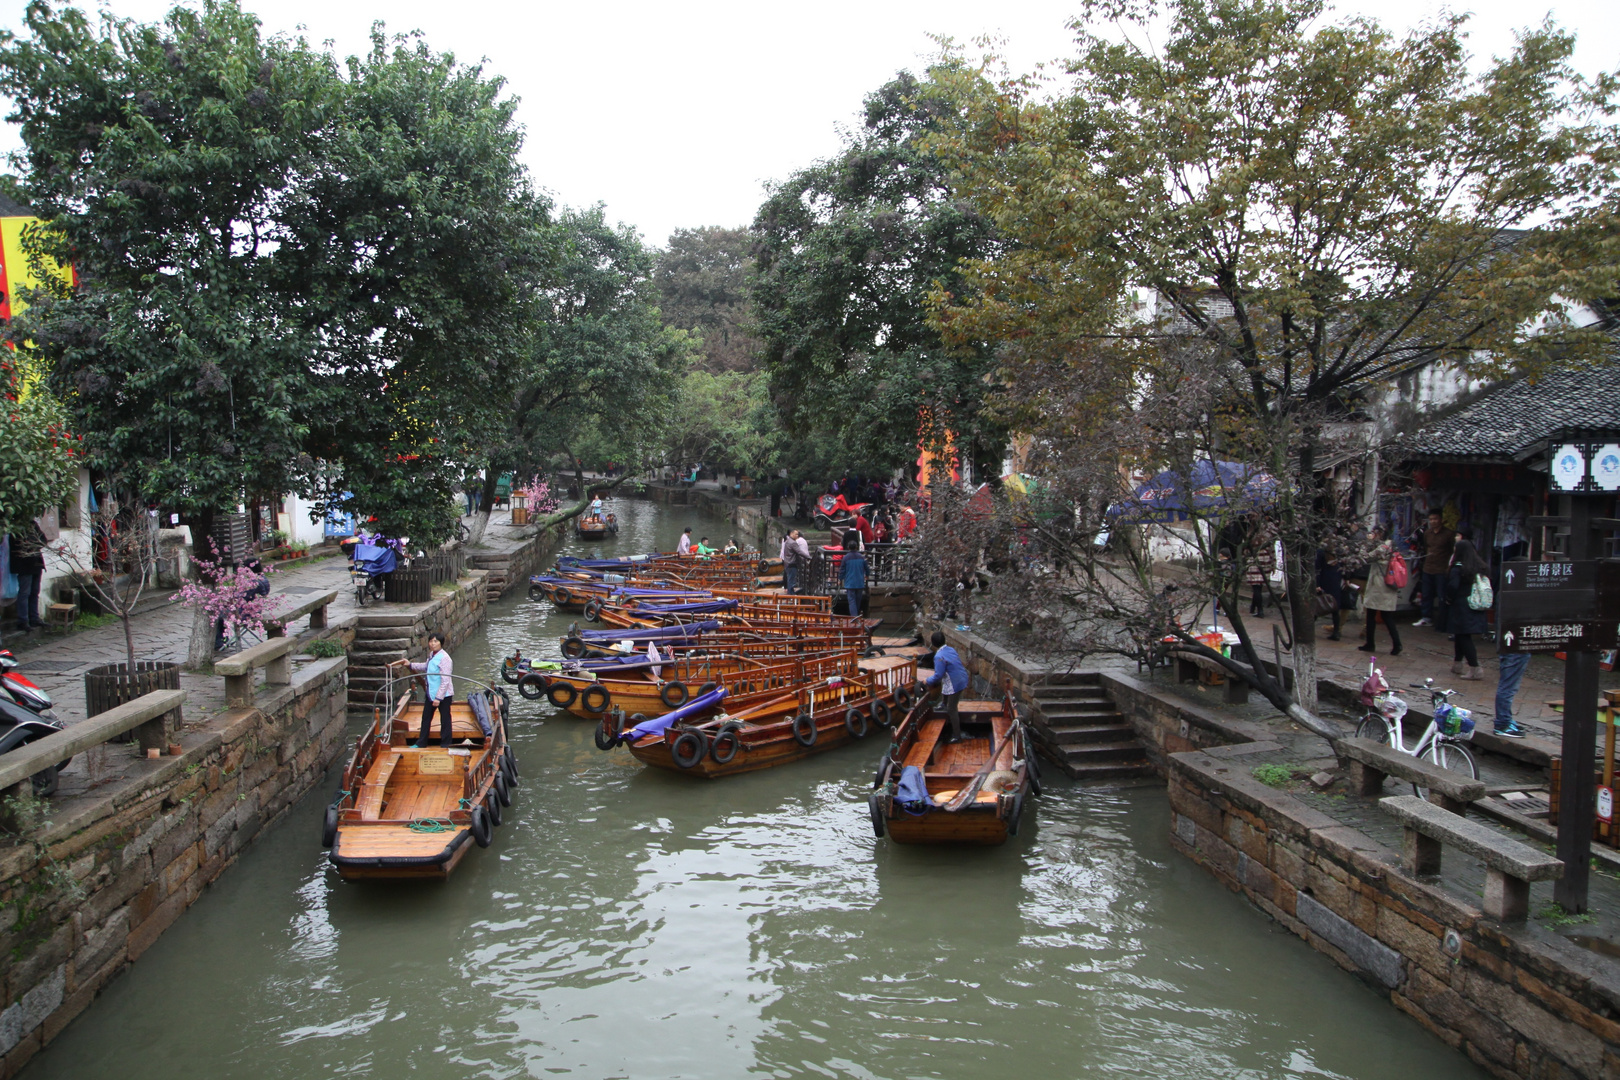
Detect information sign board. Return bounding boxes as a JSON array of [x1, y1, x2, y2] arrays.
[[1498, 560, 1620, 653]]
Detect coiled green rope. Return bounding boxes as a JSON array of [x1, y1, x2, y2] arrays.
[[407, 818, 453, 833]]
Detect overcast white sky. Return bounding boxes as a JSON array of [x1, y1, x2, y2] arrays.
[[0, 0, 1612, 246]]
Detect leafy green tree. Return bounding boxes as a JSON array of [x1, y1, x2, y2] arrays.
[[654, 226, 760, 372], [662, 370, 782, 475], [0, 355, 79, 536], [930, 0, 1620, 725], [752, 70, 1006, 476]]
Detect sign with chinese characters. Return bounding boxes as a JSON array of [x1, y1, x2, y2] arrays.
[[1498, 560, 1620, 653]]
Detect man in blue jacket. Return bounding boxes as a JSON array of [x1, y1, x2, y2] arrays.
[[924, 629, 969, 743], [840, 531, 867, 617]]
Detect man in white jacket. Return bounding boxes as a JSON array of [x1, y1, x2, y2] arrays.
[[677, 528, 692, 555], [779, 529, 810, 594]]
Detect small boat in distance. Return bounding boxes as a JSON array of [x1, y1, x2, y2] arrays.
[[868, 690, 1038, 845], [577, 513, 610, 540], [324, 666, 518, 879]]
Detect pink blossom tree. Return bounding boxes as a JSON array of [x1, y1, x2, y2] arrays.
[[175, 540, 282, 664]]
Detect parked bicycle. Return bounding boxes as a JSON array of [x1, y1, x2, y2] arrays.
[[1353, 660, 1479, 796]]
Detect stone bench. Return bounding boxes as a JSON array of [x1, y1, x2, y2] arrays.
[[0, 690, 186, 795], [1381, 794, 1563, 921], [215, 636, 297, 708], [1168, 648, 1254, 704], [1337, 736, 1486, 814], [263, 589, 338, 637]]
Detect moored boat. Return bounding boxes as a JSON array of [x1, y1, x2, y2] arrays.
[[323, 675, 517, 879], [867, 690, 1037, 845]]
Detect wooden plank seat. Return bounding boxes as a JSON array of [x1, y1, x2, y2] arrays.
[[1338, 737, 1486, 814], [0, 690, 186, 794], [263, 589, 339, 637], [1380, 794, 1562, 921], [215, 636, 297, 708], [903, 718, 947, 769], [956, 701, 1003, 715], [355, 752, 400, 819]]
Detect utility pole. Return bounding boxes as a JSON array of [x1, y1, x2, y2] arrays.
[[1554, 494, 1599, 911]]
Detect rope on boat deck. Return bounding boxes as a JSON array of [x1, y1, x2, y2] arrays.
[[407, 818, 454, 833]]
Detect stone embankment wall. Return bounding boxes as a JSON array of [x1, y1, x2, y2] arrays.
[[346, 573, 487, 710], [467, 528, 562, 600], [1170, 749, 1620, 1079], [0, 656, 350, 1077]]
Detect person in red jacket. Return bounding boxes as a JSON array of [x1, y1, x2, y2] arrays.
[[853, 511, 875, 547]]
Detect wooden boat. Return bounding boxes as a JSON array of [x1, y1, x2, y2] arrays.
[[576, 514, 610, 540], [323, 680, 517, 879], [609, 658, 920, 777], [867, 691, 1037, 845], [531, 650, 868, 721]]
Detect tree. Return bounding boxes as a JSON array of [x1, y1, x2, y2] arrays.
[[661, 369, 783, 476], [752, 71, 1007, 475], [0, 354, 79, 537], [929, 0, 1620, 730], [464, 206, 693, 544], [654, 226, 760, 372]]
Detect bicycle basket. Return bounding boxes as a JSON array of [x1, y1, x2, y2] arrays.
[[1436, 703, 1475, 740], [1376, 693, 1408, 722]]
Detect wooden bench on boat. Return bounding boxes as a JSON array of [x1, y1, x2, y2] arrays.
[[1337, 737, 1486, 814], [263, 589, 338, 637], [1380, 795, 1562, 921], [216, 636, 297, 708]]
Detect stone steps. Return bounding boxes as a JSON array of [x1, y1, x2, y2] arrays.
[[1027, 678, 1155, 780], [1044, 722, 1138, 745]]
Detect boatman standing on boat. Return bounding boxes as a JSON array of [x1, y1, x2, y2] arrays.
[[678, 528, 693, 555], [590, 494, 603, 517], [408, 632, 455, 748], [924, 629, 969, 744]]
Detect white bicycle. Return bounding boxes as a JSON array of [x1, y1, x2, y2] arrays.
[[1353, 669, 1479, 797]]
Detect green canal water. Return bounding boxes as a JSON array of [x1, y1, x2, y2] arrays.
[[24, 499, 1485, 1079]]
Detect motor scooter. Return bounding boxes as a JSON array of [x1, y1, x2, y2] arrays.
[[814, 493, 872, 533], [0, 650, 70, 796]]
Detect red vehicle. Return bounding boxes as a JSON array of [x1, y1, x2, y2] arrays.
[[815, 493, 871, 532]]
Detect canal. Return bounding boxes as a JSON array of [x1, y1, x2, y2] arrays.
[[24, 497, 1485, 1079]]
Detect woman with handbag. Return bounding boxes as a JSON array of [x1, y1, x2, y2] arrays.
[[1358, 527, 1403, 655], [1444, 539, 1491, 680]]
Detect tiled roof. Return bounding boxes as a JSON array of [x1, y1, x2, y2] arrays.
[[1406, 355, 1620, 459]]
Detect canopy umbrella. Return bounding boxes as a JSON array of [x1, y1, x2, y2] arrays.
[[1108, 461, 1276, 523]]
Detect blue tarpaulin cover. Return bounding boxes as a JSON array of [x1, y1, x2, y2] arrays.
[[895, 765, 930, 812]]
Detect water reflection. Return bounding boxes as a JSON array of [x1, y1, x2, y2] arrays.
[[20, 496, 1483, 1080]]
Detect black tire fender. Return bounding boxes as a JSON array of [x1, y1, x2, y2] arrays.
[[697, 681, 718, 698], [672, 730, 707, 769], [501, 747, 519, 787], [518, 673, 548, 701], [844, 707, 868, 739], [584, 598, 603, 622], [893, 685, 911, 708], [792, 714, 817, 747], [660, 682, 690, 708], [321, 803, 339, 848], [486, 790, 503, 827], [873, 754, 892, 787], [547, 681, 578, 708], [711, 728, 740, 764], [501, 659, 523, 684], [868, 791, 886, 838], [594, 720, 617, 751], [870, 699, 892, 728], [494, 771, 511, 807], [580, 683, 611, 714], [561, 637, 587, 660], [553, 586, 573, 607], [528, 584, 546, 602], [471, 806, 493, 847], [1006, 791, 1025, 837]]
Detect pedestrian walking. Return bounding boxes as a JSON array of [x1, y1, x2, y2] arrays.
[[841, 531, 867, 617], [1411, 510, 1453, 627], [408, 631, 455, 748], [1444, 538, 1491, 680], [7, 522, 47, 632], [1357, 527, 1403, 655], [1493, 641, 1529, 738], [1314, 547, 1344, 641]]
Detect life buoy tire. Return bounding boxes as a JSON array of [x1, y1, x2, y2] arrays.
[[792, 714, 817, 747], [672, 731, 707, 769], [553, 586, 573, 607], [528, 584, 546, 601], [711, 728, 740, 764], [845, 707, 868, 738], [580, 684, 611, 714], [871, 699, 893, 728], [471, 807, 493, 847], [321, 804, 339, 848], [584, 598, 603, 621], [868, 792, 886, 838], [495, 771, 511, 807], [893, 685, 911, 708], [546, 681, 578, 708], [697, 681, 718, 698], [562, 637, 587, 659], [873, 754, 891, 787], [486, 790, 503, 827], [501, 747, 519, 787], [660, 682, 690, 708], [517, 673, 547, 700]]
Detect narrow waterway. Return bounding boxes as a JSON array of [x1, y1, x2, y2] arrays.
[[25, 497, 1484, 1079]]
